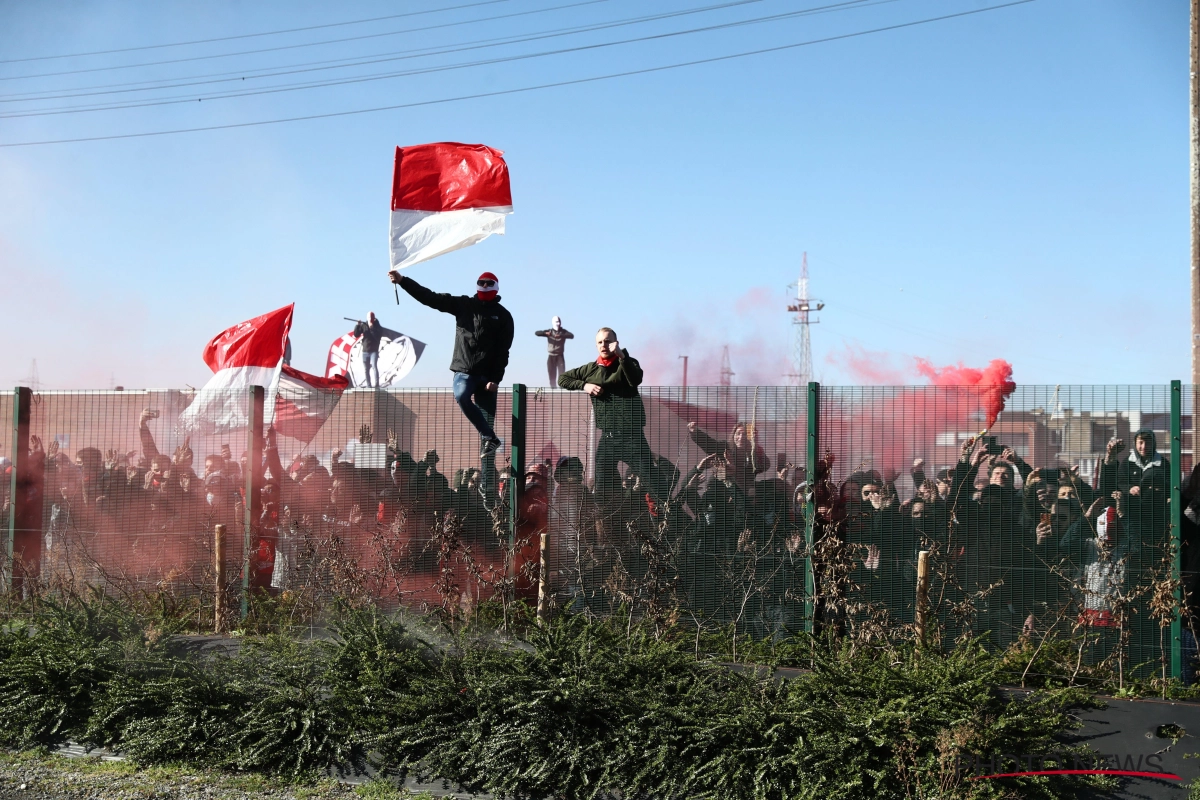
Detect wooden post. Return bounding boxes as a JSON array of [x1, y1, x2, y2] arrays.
[[1191, 0, 1199, 391], [214, 524, 226, 633], [536, 531, 549, 623], [916, 550, 930, 645]]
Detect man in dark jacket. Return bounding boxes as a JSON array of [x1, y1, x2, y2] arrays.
[[353, 312, 385, 388], [558, 328, 651, 501], [1117, 430, 1170, 543], [391, 270, 514, 502]]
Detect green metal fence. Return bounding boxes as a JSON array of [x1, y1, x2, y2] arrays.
[[2, 382, 1192, 681]]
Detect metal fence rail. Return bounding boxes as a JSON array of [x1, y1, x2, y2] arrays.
[[2, 382, 1191, 680]]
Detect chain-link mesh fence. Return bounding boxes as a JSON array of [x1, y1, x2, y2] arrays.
[[3, 383, 1190, 679]]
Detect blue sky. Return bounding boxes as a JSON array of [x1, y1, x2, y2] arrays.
[[0, 0, 1186, 390]]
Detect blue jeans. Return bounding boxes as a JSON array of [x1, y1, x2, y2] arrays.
[[453, 372, 499, 502], [453, 373, 498, 440], [362, 350, 380, 387]]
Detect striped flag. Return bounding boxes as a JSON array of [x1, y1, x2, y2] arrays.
[[388, 142, 513, 271], [273, 365, 349, 443], [181, 305, 293, 434]]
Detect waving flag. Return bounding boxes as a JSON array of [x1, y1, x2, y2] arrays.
[[273, 366, 349, 443], [326, 324, 425, 387], [389, 142, 513, 271], [180, 305, 293, 434]]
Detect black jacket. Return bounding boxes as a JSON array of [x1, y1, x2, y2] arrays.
[[353, 319, 384, 353], [397, 276, 514, 382]]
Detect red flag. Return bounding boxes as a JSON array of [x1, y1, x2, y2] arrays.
[[389, 142, 513, 271], [273, 365, 349, 443], [181, 305, 293, 434]]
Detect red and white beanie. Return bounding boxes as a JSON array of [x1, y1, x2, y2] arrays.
[[476, 272, 499, 300], [1096, 506, 1120, 543]]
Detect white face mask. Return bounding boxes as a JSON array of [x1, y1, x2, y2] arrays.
[[552, 316, 561, 330], [206, 493, 216, 506]]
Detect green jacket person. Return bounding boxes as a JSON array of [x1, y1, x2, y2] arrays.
[[558, 328, 651, 501]]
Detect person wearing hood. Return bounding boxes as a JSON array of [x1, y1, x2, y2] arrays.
[[686, 421, 770, 494], [535, 316, 574, 385], [391, 270, 514, 504], [1116, 429, 1170, 547]]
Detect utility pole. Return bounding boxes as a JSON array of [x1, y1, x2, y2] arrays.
[[1192, 0, 1199, 390], [788, 252, 825, 386], [678, 355, 689, 404], [719, 346, 734, 386]]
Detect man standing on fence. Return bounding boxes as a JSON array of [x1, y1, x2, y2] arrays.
[[391, 270, 513, 503], [354, 312, 385, 388], [558, 327, 651, 502], [534, 316, 574, 385]]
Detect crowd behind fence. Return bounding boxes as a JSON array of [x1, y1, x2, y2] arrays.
[[2, 383, 1195, 682]]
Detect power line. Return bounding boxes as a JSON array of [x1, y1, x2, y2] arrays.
[[0, 0, 896, 119], [0, 0, 1037, 148], [0, 0, 613, 82], [0, 0, 513, 64], [0, 0, 790, 103]]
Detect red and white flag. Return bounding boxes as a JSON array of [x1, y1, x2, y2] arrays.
[[273, 365, 349, 443], [389, 142, 513, 271], [180, 304, 293, 434]]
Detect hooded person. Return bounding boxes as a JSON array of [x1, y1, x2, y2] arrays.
[[390, 270, 515, 505], [534, 316, 574, 385], [1074, 507, 1128, 629], [685, 421, 770, 494], [1116, 429, 1170, 548]]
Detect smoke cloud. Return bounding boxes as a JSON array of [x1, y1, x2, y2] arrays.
[[634, 286, 791, 386], [820, 343, 1017, 472]]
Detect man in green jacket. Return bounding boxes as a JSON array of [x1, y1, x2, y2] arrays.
[[558, 328, 651, 501]]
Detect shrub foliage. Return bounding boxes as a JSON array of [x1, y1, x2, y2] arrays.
[[0, 595, 1110, 798]]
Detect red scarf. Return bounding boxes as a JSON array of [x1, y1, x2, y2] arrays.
[[596, 354, 617, 367], [476, 290, 498, 301]]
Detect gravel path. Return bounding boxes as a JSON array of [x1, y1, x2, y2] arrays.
[[0, 750, 480, 800]]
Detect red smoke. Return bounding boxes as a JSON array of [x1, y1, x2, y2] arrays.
[[914, 358, 1016, 428], [816, 349, 1018, 476]]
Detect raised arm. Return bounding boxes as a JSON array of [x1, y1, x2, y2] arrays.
[[390, 274, 462, 315], [609, 350, 643, 388], [562, 329, 574, 340], [687, 423, 724, 457], [138, 409, 161, 461], [535, 329, 550, 338]]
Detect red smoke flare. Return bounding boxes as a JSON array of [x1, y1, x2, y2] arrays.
[[914, 358, 1016, 428]]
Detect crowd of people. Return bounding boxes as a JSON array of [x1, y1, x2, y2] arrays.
[[3, 265, 1197, 678], [4, 395, 1193, 656]]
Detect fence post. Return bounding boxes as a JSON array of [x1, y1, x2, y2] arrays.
[[536, 531, 549, 623], [240, 385, 265, 622], [1172, 379, 1183, 679], [7, 387, 40, 596], [509, 384, 527, 588], [214, 524, 226, 633], [916, 550, 930, 646], [4, 388, 24, 594], [804, 382, 820, 634]]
